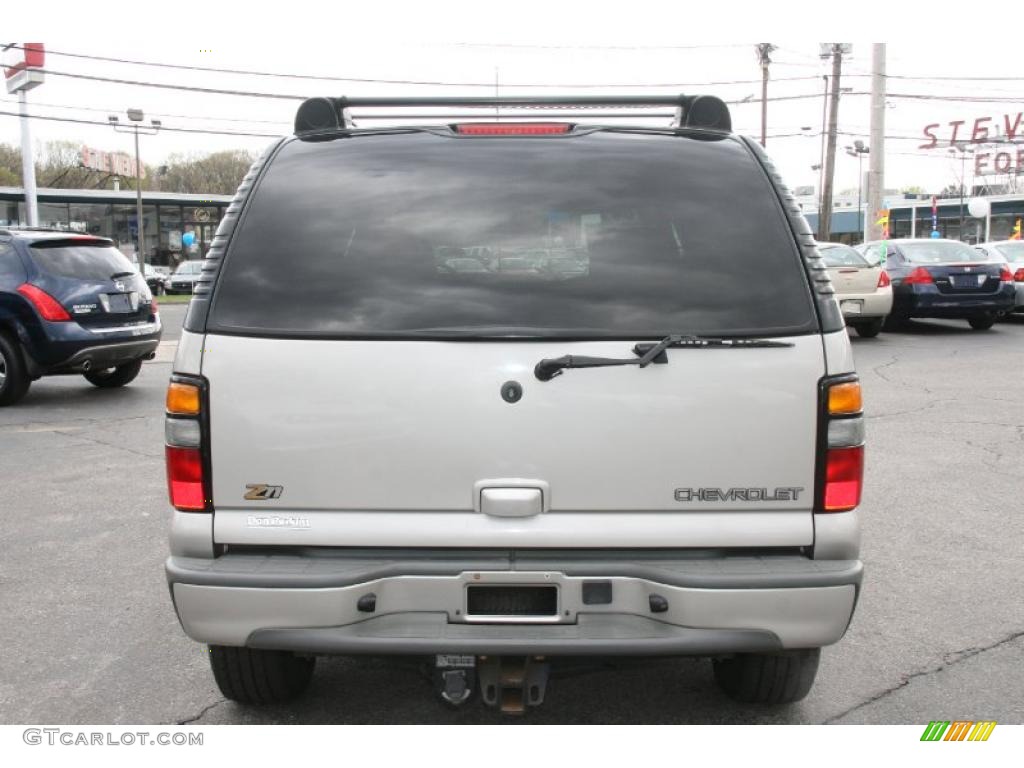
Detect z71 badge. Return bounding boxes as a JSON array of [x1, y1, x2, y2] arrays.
[[244, 484, 284, 500], [675, 487, 804, 502]]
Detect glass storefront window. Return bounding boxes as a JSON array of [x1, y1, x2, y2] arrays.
[[109, 204, 158, 264], [158, 206, 183, 268], [69, 203, 114, 238], [0, 201, 21, 227], [38, 203, 70, 229]]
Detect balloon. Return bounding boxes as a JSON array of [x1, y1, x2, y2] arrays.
[[930, 230, 941, 238], [967, 198, 991, 219], [182, 232, 195, 248]]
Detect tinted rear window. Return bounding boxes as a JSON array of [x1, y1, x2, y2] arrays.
[[30, 241, 134, 281], [900, 241, 983, 264], [210, 131, 815, 338]]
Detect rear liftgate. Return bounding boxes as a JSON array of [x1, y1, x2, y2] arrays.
[[294, 92, 739, 715]]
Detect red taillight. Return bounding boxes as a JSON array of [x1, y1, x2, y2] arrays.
[[877, 270, 891, 288], [151, 298, 159, 314], [824, 446, 864, 512], [166, 446, 206, 511], [903, 267, 934, 285], [999, 267, 1014, 282], [1014, 267, 1024, 283], [455, 123, 571, 136], [16, 283, 71, 321]]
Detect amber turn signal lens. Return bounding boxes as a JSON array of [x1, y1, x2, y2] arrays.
[[828, 381, 862, 415], [166, 382, 201, 415]]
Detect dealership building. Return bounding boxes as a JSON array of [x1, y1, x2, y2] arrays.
[[0, 186, 232, 268], [798, 190, 1024, 245]]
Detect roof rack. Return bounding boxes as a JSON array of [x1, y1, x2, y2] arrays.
[[294, 94, 731, 136]]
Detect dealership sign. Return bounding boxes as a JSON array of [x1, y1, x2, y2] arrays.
[[920, 112, 1024, 175], [2, 43, 44, 94], [80, 146, 146, 179]]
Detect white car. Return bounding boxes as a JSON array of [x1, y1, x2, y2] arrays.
[[166, 260, 204, 295], [974, 240, 1024, 313], [164, 95, 864, 713], [817, 242, 893, 337]]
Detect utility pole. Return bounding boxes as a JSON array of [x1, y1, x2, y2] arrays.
[[756, 43, 776, 147], [109, 109, 161, 275], [866, 44, 886, 242], [818, 44, 847, 242]]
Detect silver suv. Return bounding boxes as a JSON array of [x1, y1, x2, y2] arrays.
[[164, 95, 864, 713]]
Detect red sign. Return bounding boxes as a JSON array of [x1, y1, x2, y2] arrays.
[[80, 146, 146, 180], [3, 43, 44, 79]]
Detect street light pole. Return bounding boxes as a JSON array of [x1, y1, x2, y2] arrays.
[[109, 110, 160, 276], [133, 124, 143, 272], [950, 143, 974, 239], [846, 141, 869, 243]]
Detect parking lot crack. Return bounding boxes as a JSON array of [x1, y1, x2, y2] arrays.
[[871, 356, 899, 383], [51, 429, 160, 460], [822, 629, 1024, 724], [175, 698, 228, 725]]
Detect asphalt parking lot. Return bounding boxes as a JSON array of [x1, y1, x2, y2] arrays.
[[1, 302, 1022, 725]]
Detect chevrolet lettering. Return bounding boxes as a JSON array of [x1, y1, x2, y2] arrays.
[[674, 487, 805, 503]]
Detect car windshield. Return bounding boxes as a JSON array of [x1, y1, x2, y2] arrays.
[[210, 131, 817, 339], [29, 241, 135, 281], [994, 242, 1024, 262], [175, 262, 202, 275], [819, 244, 870, 268], [899, 241, 985, 264]]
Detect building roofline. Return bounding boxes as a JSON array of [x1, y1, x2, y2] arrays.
[[0, 186, 233, 204]]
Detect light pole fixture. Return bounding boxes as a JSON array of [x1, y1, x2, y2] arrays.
[[110, 109, 160, 275], [845, 140, 870, 241]]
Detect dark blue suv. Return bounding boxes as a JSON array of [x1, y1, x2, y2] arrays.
[[0, 229, 162, 405]]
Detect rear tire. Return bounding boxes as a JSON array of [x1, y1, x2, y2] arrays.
[[208, 645, 316, 704], [967, 314, 995, 331], [713, 648, 821, 704], [852, 318, 884, 338], [83, 359, 143, 388], [0, 332, 31, 406]]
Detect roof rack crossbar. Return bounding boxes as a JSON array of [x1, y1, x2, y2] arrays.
[[348, 112, 679, 121], [293, 94, 731, 135]]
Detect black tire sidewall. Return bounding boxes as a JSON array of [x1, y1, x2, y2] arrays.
[[83, 359, 144, 388], [0, 332, 30, 406]]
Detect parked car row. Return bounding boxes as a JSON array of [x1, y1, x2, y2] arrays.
[[819, 237, 1019, 336]]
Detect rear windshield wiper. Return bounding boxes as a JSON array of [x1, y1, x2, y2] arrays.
[[534, 335, 794, 381], [110, 271, 136, 279]]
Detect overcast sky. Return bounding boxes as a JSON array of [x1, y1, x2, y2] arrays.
[[6, 5, 1023, 199]]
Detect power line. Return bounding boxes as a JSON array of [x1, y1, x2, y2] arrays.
[[0, 109, 282, 138], [27, 68, 871, 105], [447, 42, 751, 51], [0, 97, 290, 127], [0, 43, 827, 89]]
